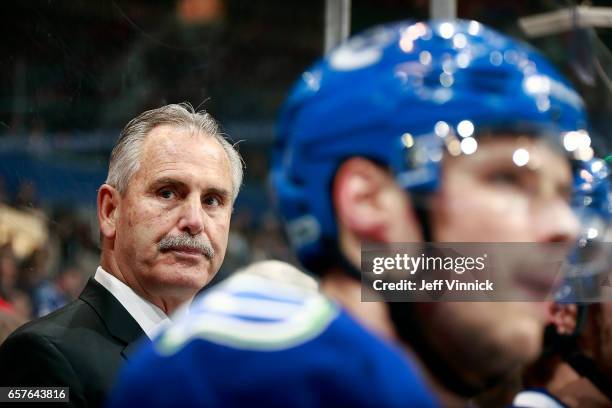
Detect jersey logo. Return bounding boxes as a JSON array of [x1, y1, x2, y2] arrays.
[[154, 275, 338, 354]]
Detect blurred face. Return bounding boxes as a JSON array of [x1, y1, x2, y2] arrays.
[[112, 125, 233, 304], [433, 136, 577, 243], [412, 137, 579, 386]]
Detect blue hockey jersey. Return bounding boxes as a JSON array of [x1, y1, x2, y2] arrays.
[[107, 264, 438, 407]]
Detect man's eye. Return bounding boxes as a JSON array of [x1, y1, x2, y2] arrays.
[[203, 196, 221, 207], [159, 189, 175, 199], [488, 171, 521, 186]]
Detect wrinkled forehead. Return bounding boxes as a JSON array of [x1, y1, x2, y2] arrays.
[[139, 125, 232, 177], [142, 124, 215, 155], [129, 124, 231, 187]]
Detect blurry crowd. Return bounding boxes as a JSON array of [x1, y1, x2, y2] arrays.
[[0, 179, 95, 324]]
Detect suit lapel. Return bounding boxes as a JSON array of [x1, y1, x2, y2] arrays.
[[79, 278, 148, 360], [122, 338, 149, 360]]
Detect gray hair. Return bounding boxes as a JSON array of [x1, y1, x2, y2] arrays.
[[106, 103, 243, 202]]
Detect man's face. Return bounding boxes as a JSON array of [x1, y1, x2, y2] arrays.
[[418, 137, 579, 384], [112, 125, 233, 303]]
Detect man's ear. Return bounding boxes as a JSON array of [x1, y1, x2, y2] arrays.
[[332, 157, 407, 242], [550, 303, 578, 335], [98, 184, 120, 240]]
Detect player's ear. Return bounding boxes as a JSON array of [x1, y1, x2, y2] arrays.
[[549, 303, 578, 335], [98, 184, 120, 240], [332, 157, 421, 243]]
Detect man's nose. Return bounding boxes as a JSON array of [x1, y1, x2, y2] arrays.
[[177, 194, 205, 236], [534, 199, 580, 245]]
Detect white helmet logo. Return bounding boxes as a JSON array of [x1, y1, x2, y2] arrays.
[[329, 27, 396, 71]]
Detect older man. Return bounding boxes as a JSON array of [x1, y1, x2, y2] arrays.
[[0, 103, 242, 407]]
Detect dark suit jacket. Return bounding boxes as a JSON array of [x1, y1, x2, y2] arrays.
[[0, 278, 147, 407]]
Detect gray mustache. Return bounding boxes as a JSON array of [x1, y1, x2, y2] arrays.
[[158, 234, 215, 260]]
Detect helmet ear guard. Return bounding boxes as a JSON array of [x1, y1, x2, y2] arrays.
[[273, 19, 592, 275], [554, 158, 611, 304]]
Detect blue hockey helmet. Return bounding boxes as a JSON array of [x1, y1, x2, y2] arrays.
[[272, 19, 591, 271]]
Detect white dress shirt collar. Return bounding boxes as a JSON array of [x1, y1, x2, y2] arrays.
[[94, 266, 171, 339]]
